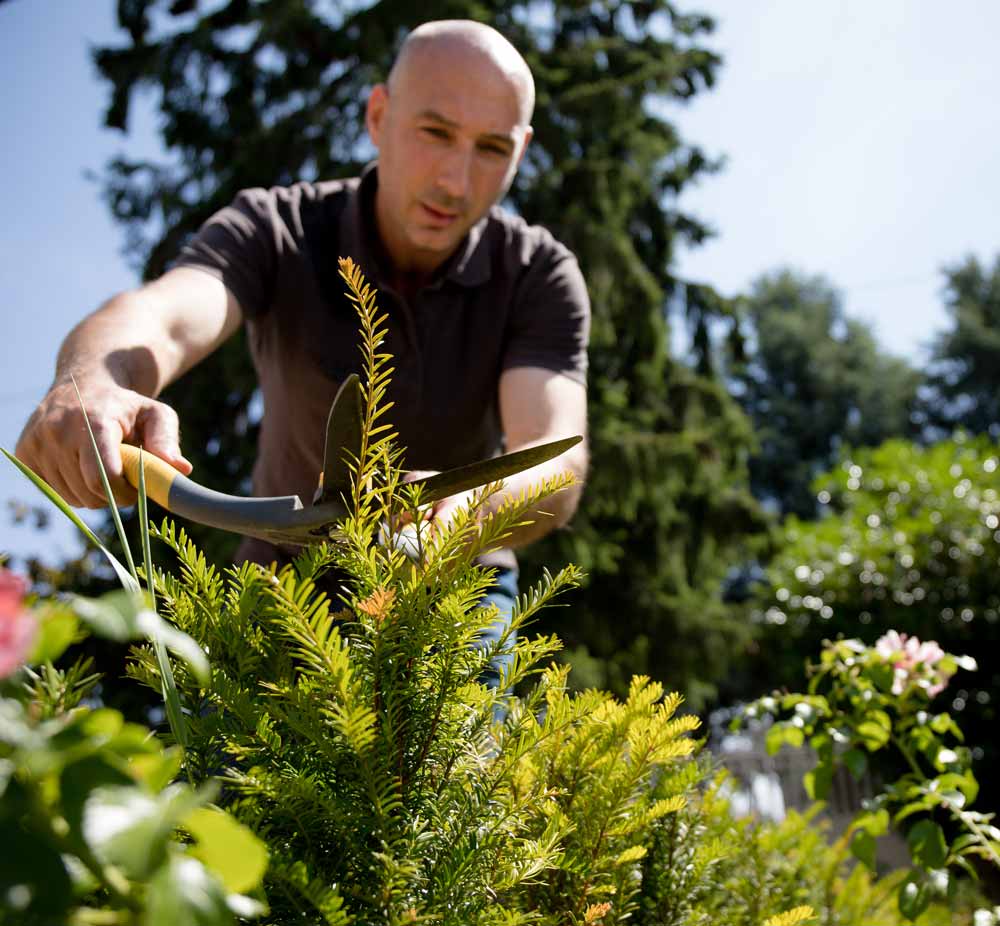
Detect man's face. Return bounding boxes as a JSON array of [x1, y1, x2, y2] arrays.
[[366, 47, 532, 274]]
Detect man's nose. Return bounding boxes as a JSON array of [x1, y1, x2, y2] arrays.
[[435, 145, 472, 201]]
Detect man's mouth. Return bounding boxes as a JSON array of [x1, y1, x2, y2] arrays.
[[420, 202, 461, 226]]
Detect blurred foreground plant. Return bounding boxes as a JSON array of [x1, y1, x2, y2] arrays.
[[0, 570, 267, 925], [743, 632, 998, 920]]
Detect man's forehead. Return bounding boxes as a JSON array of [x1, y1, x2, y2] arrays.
[[391, 35, 531, 127]]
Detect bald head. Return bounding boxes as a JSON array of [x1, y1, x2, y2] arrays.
[[388, 20, 535, 125]]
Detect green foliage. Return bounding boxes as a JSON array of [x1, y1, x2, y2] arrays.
[[751, 436, 1000, 793], [91, 0, 764, 707], [0, 593, 266, 926], [743, 635, 998, 921], [506, 677, 701, 923], [731, 269, 920, 518], [7, 260, 993, 925], [637, 778, 970, 926], [924, 254, 1000, 438]]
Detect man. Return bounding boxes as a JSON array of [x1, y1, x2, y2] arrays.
[[16, 21, 589, 677]]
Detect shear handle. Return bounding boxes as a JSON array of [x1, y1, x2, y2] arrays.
[[119, 445, 304, 535]]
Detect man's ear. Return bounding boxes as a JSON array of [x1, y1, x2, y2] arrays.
[[515, 125, 534, 168], [366, 83, 389, 147]]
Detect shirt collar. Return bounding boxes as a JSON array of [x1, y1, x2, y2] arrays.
[[341, 162, 492, 292]]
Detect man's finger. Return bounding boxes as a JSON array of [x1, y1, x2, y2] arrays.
[[81, 420, 137, 506], [135, 401, 193, 475]]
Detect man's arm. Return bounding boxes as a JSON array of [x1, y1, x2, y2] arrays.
[[16, 267, 242, 508], [430, 365, 588, 548]]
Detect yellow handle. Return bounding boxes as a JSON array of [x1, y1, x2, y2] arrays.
[[119, 445, 181, 509]]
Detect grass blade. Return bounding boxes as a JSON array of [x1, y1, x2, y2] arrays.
[[2, 448, 139, 594], [138, 449, 189, 748], [71, 376, 139, 584]]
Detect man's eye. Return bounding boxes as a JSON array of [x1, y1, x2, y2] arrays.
[[421, 126, 449, 139], [478, 145, 509, 157]]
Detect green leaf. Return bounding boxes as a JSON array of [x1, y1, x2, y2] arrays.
[[898, 874, 931, 921], [70, 591, 208, 686], [907, 820, 948, 869], [145, 853, 234, 926], [765, 722, 804, 755], [137, 609, 210, 688], [804, 759, 833, 801], [136, 451, 190, 746], [853, 808, 889, 837], [129, 748, 184, 792], [2, 448, 139, 594], [867, 662, 895, 693], [843, 748, 868, 781], [856, 713, 891, 751], [850, 828, 877, 871], [183, 806, 269, 894], [72, 376, 139, 584], [81, 782, 207, 881], [61, 755, 139, 854], [70, 591, 149, 641], [28, 603, 78, 665]]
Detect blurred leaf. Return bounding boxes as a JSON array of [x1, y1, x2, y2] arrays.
[[842, 748, 868, 781], [765, 722, 804, 755], [183, 806, 269, 894], [145, 853, 234, 926], [907, 819, 948, 869], [28, 603, 78, 665], [70, 591, 208, 685], [849, 828, 877, 871], [898, 874, 931, 921], [82, 782, 207, 881], [129, 747, 184, 792], [852, 807, 889, 837], [803, 760, 832, 801]]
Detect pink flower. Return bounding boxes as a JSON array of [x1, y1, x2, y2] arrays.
[[873, 630, 950, 698], [0, 569, 36, 678]]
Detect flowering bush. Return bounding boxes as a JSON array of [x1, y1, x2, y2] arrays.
[[744, 632, 998, 921], [875, 630, 950, 698]]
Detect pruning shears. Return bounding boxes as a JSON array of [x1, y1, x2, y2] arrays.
[[119, 374, 581, 548]]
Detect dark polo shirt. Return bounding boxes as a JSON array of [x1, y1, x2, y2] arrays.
[[175, 165, 590, 569]]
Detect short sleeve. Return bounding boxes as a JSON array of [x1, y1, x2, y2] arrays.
[[503, 242, 591, 384], [174, 188, 279, 318]]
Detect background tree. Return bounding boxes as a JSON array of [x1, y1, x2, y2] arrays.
[[93, 0, 764, 706], [731, 269, 920, 518], [922, 254, 1000, 439]]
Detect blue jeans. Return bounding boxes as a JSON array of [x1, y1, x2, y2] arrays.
[[476, 566, 518, 691]]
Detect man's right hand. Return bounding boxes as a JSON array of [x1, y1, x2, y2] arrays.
[[14, 268, 243, 510], [15, 377, 192, 509]]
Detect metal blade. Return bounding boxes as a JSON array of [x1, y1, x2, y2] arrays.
[[408, 435, 582, 504], [316, 374, 364, 505]]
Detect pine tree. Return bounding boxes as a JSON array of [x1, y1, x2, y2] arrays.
[[923, 253, 1000, 438], [731, 269, 920, 518]]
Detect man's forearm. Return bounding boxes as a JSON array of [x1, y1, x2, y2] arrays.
[[55, 292, 182, 397], [478, 447, 587, 549]]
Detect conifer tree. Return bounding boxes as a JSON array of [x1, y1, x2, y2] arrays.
[[923, 253, 1000, 438], [94, 0, 762, 703], [731, 269, 920, 519]]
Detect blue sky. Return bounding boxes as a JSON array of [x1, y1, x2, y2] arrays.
[[2, 0, 999, 565]]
